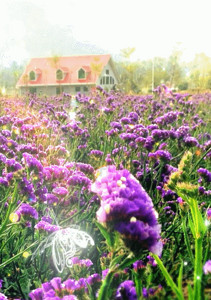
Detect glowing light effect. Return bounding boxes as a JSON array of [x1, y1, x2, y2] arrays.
[[1, 87, 6, 95], [33, 227, 94, 273], [205, 220, 210, 227], [69, 111, 76, 120]]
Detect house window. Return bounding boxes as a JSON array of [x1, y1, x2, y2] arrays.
[[106, 76, 109, 84], [56, 69, 63, 80], [78, 68, 86, 79], [106, 69, 109, 75], [75, 86, 81, 92], [29, 71, 36, 81], [56, 86, 64, 95], [110, 76, 114, 84], [29, 87, 36, 94], [83, 86, 88, 92]]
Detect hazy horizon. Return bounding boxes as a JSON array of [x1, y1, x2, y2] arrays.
[[1, 0, 211, 66]]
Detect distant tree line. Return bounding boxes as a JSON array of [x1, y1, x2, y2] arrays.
[[115, 48, 211, 94], [1, 49, 211, 95]]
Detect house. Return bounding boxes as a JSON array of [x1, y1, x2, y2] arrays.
[[16, 54, 119, 96]]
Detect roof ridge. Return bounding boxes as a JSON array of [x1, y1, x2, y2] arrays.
[[30, 54, 111, 60]]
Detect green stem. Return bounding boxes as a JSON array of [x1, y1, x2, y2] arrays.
[[98, 253, 140, 300], [193, 237, 203, 300], [0, 183, 18, 236], [97, 270, 115, 300], [152, 254, 184, 300], [0, 240, 38, 269], [181, 215, 194, 265]]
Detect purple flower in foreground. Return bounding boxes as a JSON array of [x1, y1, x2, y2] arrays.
[[203, 260, 211, 275], [0, 293, 7, 300], [91, 166, 162, 256], [29, 288, 43, 300], [116, 280, 137, 300]]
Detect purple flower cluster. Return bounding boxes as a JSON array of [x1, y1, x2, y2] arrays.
[[148, 150, 172, 162], [116, 280, 137, 300], [35, 220, 60, 232], [29, 273, 101, 300], [91, 166, 163, 256], [203, 260, 211, 275], [197, 168, 211, 183], [15, 203, 38, 221]]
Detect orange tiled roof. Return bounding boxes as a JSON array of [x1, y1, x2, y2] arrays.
[[16, 54, 111, 87]]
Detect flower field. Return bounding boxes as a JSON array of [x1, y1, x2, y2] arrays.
[[0, 86, 210, 299]]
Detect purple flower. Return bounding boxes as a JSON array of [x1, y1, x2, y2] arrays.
[[197, 168, 211, 183], [67, 172, 91, 188], [133, 260, 145, 271], [207, 208, 211, 220], [148, 150, 172, 162], [144, 137, 155, 151], [52, 187, 68, 196], [43, 193, 59, 204], [0, 293, 7, 300], [91, 166, 162, 256], [6, 159, 22, 172], [151, 129, 169, 141], [89, 150, 104, 157], [16, 203, 38, 220], [119, 133, 138, 141], [184, 136, 199, 147], [142, 287, 148, 298], [203, 260, 211, 275], [110, 121, 123, 130], [116, 280, 137, 300], [86, 273, 101, 285], [128, 112, 139, 122], [0, 153, 7, 164], [34, 221, 60, 232], [29, 288, 43, 300], [75, 162, 94, 174], [22, 153, 43, 173], [50, 277, 62, 291]]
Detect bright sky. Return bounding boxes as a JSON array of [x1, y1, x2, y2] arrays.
[[0, 0, 211, 65]]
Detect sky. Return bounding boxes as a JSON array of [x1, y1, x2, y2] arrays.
[[0, 0, 211, 66]]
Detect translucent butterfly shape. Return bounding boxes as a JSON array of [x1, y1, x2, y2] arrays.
[[32, 227, 94, 273]]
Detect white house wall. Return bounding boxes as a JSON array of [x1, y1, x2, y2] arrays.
[[20, 85, 93, 96], [97, 61, 118, 88]]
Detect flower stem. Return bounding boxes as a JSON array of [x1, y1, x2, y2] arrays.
[[193, 237, 203, 300], [181, 215, 194, 265], [152, 254, 184, 300], [97, 270, 114, 300]]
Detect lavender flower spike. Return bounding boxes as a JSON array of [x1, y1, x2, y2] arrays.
[[91, 166, 163, 256]]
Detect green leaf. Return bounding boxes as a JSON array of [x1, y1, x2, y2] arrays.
[[152, 254, 184, 300], [188, 214, 196, 238], [177, 261, 183, 294], [188, 283, 194, 300], [95, 222, 115, 248]]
